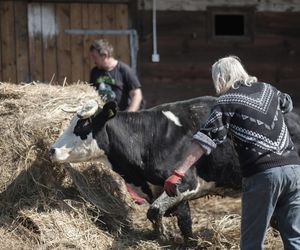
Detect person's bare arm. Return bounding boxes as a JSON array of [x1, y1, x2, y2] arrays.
[[127, 88, 143, 112], [164, 142, 204, 196], [175, 142, 204, 175]]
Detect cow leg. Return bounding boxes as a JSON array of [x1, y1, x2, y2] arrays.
[[147, 177, 217, 241], [149, 211, 167, 240], [125, 183, 146, 204], [147, 191, 182, 240], [174, 201, 194, 243]]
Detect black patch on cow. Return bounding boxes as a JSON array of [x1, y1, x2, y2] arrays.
[[73, 101, 117, 141], [74, 118, 93, 140]]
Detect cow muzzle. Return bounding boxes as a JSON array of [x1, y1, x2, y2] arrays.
[[48, 147, 56, 162], [49, 147, 70, 162]]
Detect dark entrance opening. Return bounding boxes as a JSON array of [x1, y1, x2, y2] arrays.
[[214, 14, 245, 36]]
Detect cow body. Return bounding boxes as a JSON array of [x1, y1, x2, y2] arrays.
[[50, 97, 300, 242]]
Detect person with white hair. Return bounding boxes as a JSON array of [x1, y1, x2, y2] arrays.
[[164, 56, 300, 249]]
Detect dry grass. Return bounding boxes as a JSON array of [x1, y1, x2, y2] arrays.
[[0, 82, 284, 249], [0, 82, 130, 249]]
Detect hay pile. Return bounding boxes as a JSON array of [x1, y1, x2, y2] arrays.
[[0, 82, 133, 249], [0, 82, 102, 196]]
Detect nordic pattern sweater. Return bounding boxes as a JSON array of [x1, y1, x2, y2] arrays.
[[193, 82, 300, 177]]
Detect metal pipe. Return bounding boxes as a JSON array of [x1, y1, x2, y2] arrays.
[[151, 0, 160, 62], [64, 29, 134, 35]]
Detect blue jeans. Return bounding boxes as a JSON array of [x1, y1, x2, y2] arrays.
[[241, 165, 300, 250]]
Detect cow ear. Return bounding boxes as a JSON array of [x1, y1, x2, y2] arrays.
[[103, 101, 117, 119]]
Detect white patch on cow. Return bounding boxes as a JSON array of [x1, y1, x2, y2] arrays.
[[149, 177, 216, 218], [51, 116, 105, 163], [162, 111, 182, 127], [180, 182, 202, 198]]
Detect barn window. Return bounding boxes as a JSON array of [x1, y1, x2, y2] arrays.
[[215, 14, 245, 36], [208, 7, 254, 42]]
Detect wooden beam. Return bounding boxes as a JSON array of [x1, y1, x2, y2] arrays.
[[70, 3, 84, 82], [28, 3, 44, 82], [42, 3, 57, 83], [56, 3, 71, 84], [88, 3, 102, 71], [115, 4, 130, 64], [82, 3, 90, 81], [102, 3, 116, 47], [14, 1, 30, 83], [1, 1, 17, 82]]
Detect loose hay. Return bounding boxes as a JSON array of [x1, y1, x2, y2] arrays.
[[0, 82, 132, 249], [16, 201, 113, 249], [65, 162, 133, 234]]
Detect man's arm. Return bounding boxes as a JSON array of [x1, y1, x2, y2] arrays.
[[164, 142, 204, 196], [127, 88, 143, 112], [174, 142, 204, 175]]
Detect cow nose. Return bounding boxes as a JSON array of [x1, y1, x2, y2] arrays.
[[49, 148, 55, 158]]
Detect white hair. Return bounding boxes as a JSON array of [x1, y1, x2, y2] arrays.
[[211, 56, 257, 95]]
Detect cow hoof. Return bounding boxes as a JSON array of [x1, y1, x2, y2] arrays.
[[184, 236, 198, 247], [156, 228, 173, 242], [147, 228, 170, 241], [159, 233, 171, 242]]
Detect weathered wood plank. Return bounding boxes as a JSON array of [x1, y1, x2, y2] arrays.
[[141, 62, 300, 83], [256, 12, 300, 37], [1, 1, 16, 82], [56, 3, 71, 84], [82, 3, 90, 82], [70, 3, 84, 83], [142, 77, 215, 107], [14, 2, 29, 83], [115, 4, 130, 64], [88, 3, 102, 70], [28, 3, 43, 82], [140, 62, 211, 79], [140, 35, 300, 64], [102, 4, 116, 49], [42, 3, 57, 83]]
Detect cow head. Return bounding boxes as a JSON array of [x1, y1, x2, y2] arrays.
[[49, 100, 117, 163]]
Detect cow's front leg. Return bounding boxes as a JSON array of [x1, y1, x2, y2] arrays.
[[147, 191, 182, 240], [174, 201, 197, 245]]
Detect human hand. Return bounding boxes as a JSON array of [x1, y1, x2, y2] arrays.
[[164, 170, 185, 196]]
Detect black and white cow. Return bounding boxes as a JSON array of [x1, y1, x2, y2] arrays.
[[49, 97, 300, 242]]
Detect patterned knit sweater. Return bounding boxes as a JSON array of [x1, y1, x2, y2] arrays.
[[193, 82, 300, 177]]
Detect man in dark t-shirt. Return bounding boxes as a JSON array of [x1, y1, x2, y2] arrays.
[[89, 39, 145, 204], [89, 39, 143, 111]]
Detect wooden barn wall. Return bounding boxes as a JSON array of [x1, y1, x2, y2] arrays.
[[138, 10, 300, 108], [0, 1, 129, 84]]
